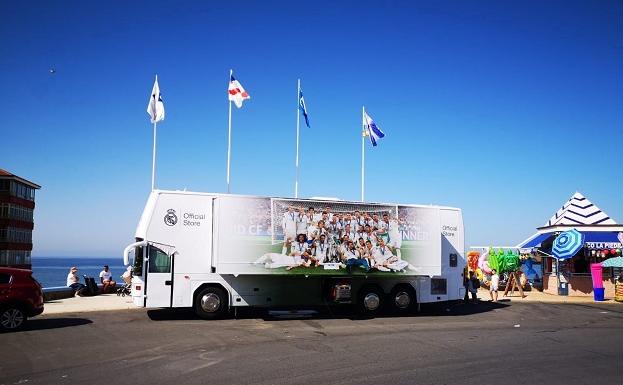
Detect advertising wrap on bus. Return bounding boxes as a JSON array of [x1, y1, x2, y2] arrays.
[[214, 196, 442, 276]]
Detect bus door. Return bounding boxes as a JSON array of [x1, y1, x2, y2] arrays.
[[145, 243, 176, 308]]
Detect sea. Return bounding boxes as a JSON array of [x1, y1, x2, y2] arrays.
[[32, 257, 126, 288]]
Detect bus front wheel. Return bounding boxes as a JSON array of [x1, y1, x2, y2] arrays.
[[194, 287, 228, 319]]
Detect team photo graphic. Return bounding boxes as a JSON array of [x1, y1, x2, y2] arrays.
[[216, 197, 439, 276]]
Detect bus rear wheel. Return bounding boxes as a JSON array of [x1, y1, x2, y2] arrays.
[[389, 285, 416, 314], [357, 286, 384, 317], [194, 287, 228, 319]]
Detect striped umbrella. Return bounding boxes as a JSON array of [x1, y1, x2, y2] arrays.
[[552, 229, 584, 260], [601, 256, 623, 268]]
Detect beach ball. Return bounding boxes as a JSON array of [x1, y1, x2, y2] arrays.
[[617, 249, 622, 256], [612, 249, 618, 256], [604, 249, 610, 255]]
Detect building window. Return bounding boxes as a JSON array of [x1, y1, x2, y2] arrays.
[[0, 180, 9, 191], [9, 181, 35, 201], [0, 250, 31, 266], [0, 203, 8, 219], [0, 204, 33, 222], [0, 227, 32, 243]]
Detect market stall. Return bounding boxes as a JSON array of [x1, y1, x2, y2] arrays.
[[516, 192, 623, 298]]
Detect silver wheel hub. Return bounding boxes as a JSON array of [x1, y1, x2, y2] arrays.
[[394, 291, 411, 308], [1, 308, 24, 329], [200, 293, 221, 313], [363, 293, 381, 311]]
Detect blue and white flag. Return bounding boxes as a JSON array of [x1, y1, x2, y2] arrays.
[[299, 89, 310, 128], [363, 111, 385, 146], [146, 75, 165, 123]]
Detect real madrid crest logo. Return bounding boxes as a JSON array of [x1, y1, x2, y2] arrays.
[[164, 209, 178, 226]]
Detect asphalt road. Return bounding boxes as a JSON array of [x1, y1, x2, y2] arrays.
[[1, 301, 622, 385]]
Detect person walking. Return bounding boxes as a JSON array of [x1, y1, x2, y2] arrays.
[[463, 269, 470, 303], [490, 269, 500, 302], [467, 271, 480, 303]]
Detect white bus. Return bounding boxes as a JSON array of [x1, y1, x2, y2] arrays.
[[123, 190, 465, 318]]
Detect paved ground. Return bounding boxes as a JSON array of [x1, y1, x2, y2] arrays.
[[2, 300, 622, 385], [40, 287, 615, 316], [43, 293, 136, 314]]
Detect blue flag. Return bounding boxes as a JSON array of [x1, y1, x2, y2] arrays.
[[299, 89, 310, 128], [363, 111, 385, 146]]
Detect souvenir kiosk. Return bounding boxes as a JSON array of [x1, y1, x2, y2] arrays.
[[517, 192, 623, 297]]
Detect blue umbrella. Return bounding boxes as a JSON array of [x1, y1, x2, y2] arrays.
[[552, 229, 584, 260], [601, 256, 623, 268]]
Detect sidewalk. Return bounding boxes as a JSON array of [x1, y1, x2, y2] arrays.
[[43, 293, 138, 315], [478, 288, 621, 304], [41, 289, 621, 316]]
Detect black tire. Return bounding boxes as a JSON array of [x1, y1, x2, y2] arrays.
[[357, 286, 384, 316], [194, 287, 228, 320], [389, 285, 416, 314], [0, 306, 27, 331]]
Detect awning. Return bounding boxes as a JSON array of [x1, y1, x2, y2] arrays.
[[519, 231, 622, 249], [519, 233, 554, 248], [583, 232, 622, 243]]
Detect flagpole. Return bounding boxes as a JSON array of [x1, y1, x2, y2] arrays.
[[295, 79, 301, 198], [227, 69, 233, 194], [151, 121, 157, 191], [361, 105, 365, 202]]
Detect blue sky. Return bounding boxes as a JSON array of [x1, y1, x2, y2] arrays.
[[1, 0, 622, 256]]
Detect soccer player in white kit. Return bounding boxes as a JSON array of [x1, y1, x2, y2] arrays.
[[282, 206, 298, 242], [295, 207, 308, 236]]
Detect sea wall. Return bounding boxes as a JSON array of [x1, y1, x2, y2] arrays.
[[43, 284, 121, 301]]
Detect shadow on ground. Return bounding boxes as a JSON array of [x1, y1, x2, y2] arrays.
[[4, 317, 94, 333], [147, 300, 509, 322]]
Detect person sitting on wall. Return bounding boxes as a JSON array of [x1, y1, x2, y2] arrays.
[[99, 265, 117, 294], [66, 266, 86, 297]]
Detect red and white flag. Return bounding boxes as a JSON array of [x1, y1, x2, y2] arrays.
[[228, 73, 250, 108]]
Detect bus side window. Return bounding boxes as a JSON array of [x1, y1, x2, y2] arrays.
[[449, 253, 458, 267], [148, 246, 171, 273]]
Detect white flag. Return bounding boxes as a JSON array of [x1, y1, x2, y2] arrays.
[[147, 76, 165, 123], [228, 74, 250, 108]]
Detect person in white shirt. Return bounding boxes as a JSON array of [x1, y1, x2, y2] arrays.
[[343, 213, 356, 230], [308, 207, 321, 223], [313, 234, 330, 264], [370, 213, 381, 230], [306, 220, 318, 241], [355, 226, 366, 243], [327, 216, 342, 237], [341, 224, 355, 243], [354, 210, 365, 228], [99, 265, 116, 294], [66, 266, 85, 297], [282, 206, 298, 243], [321, 211, 330, 225], [295, 207, 308, 236], [343, 240, 370, 273], [381, 213, 402, 258], [363, 224, 377, 246], [324, 206, 333, 222], [373, 239, 408, 272], [489, 269, 500, 302]]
